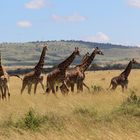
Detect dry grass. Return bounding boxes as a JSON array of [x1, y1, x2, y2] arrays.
[[0, 70, 140, 140]]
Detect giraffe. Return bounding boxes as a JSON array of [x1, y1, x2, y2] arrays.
[[21, 45, 47, 94], [46, 47, 80, 95], [0, 52, 21, 99], [108, 59, 138, 92], [64, 47, 104, 93], [0, 52, 10, 99]]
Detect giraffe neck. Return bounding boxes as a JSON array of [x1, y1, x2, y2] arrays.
[[57, 52, 76, 70], [0, 52, 8, 77], [121, 61, 132, 78], [0, 52, 1, 66], [78, 51, 96, 72], [34, 46, 47, 73]]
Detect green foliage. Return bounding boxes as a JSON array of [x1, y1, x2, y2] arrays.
[[15, 108, 43, 131], [1, 108, 65, 132], [113, 93, 140, 117]]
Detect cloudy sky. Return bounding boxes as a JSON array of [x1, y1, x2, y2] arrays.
[[0, 0, 140, 45]]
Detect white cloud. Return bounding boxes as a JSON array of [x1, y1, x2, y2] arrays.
[[51, 13, 87, 22], [25, 0, 46, 9], [127, 0, 140, 8], [17, 21, 32, 28], [81, 32, 110, 43]]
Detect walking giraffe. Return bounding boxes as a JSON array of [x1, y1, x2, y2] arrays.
[[0, 52, 21, 99], [108, 59, 138, 92], [46, 47, 80, 95], [21, 45, 47, 94], [0, 52, 10, 99], [64, 47, 103, 93]]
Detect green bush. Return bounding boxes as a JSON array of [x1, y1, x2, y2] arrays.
[[113, 93, 140, 117], [14, 108, 64, 131], [15, 108, 43, 131]]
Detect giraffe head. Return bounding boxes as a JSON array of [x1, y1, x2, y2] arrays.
[[131, 58, 139, 64], [74, 47, 80, 56], [94, 47, 104, 55], [43, 44, 48, 50]]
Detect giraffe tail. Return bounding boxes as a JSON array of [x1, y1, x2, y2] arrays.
[[9, 74, 23, 80]]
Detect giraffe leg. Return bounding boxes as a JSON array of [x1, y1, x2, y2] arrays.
[[83, 82, 90, 92], [34, 83, 38, 94], [52, 86, 55, 94], [63, 81, 69, 95], [79, 81, 83, 92], [76, 81, 80, 93], [56, 86, 59, 92], [28, 83, 32, 94], [125, 84, 128, 90], [60, 83, 69, 95], [0, 86, 4, 100], [3, 86, 7, 100], [21, 82, 27, 94], [46, 82, 51, 94], [121, 85, 125, 92], [40, 81, 45, 92], [0, 86, 2, 100], [77, 80, 83, 92], [46, 80, 55, 94], [70, 83, 74, 92], [111, 84, 117, 91], [6, 83, 10, 100]]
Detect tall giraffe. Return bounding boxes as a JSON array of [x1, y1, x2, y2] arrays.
[[21, 45, 47, 94], [46, 47, 80, 94], [108, 59, 138, 92], [64, 47, 103, 92]]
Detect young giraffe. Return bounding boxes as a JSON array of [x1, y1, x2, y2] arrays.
[[108, 59, 138, 92], [64, 47, 103, 93], [21, 45, 47, 94], [46, 47, 80, 95]]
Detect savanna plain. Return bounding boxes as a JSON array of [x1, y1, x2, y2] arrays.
[[0, 70, 140, 140]]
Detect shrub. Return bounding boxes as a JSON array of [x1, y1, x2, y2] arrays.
[[114, 93, 140, 117], [15, 109, 65, 131], [15, 108, 43, 131]]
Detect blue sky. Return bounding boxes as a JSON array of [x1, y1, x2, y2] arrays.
[[0, 0, 140, 45]]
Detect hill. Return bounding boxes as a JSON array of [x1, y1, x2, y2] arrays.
[[0, 40, 140, 69]]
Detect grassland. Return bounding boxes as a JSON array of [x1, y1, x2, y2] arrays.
[[0, 70, 140, 140]]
